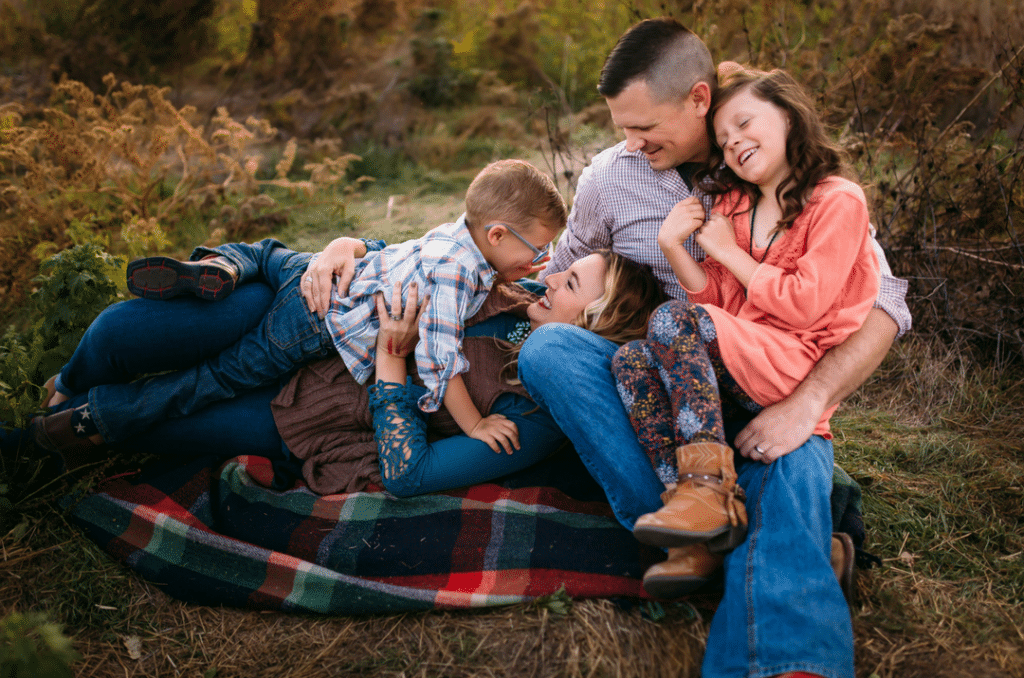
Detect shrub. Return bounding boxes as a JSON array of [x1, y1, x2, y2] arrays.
[[0, 74, 360, 322], [0, 611, 79, 678]]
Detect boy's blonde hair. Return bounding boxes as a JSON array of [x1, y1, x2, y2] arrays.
[[465, 160, 567, 234]]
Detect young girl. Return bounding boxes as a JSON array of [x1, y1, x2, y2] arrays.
[[611, 68, 880, 596]]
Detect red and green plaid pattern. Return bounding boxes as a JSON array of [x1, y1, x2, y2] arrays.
[[68, 450, 657, 613]]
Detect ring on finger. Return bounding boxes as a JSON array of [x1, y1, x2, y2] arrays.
[[755, 444, 765, 454], [389, 313, 402, 321], [304, 276, 312, 284]]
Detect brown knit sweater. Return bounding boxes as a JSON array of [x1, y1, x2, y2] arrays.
[[270, 282, 537, 494]]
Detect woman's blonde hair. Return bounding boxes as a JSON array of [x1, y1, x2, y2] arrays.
[[502, 250, 666, 382], [577, 250, 666, 344]]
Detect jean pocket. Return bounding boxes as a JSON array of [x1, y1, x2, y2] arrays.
[[267, 286, 325, 353]]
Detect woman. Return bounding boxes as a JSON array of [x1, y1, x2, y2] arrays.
[[30, 247, 666, 497]]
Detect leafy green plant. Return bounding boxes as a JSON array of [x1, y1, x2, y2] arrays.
[[1, 244, 122, 428], [0, 611, 79, 678]]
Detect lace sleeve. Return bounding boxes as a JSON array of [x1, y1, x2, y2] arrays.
[[367, 378, 429, 485]]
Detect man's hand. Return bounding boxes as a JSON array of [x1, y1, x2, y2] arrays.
[[469, 414, 521, 455], [734, 392, 825, 463], [302, 237, 366, 317], [735, 309, 900, 463]]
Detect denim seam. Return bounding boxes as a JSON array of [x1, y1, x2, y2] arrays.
[[746, 463, 771, 673], [88, 388, 111, 443]]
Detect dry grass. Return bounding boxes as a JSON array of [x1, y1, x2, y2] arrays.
[[8, 571, 710, 678]]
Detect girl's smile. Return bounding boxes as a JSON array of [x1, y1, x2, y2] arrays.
[[713, 88, 791, 195]]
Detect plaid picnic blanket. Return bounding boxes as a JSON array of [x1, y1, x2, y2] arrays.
[[67, 448, 658, 614]]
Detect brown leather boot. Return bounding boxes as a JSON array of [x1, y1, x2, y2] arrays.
[[31, 408, 105, 473], [633, 441, 748, 552], [831, 532, 855, 605], [642, 543, 723, 598]]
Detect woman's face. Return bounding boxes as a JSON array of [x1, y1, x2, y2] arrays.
[[528, 253, 608, 328]]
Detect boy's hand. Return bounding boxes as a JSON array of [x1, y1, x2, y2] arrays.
[[303, 237, 366, 318], [658, 197, 706, 251], [695, 212, 740, 261], [468, 414, 520, 455]]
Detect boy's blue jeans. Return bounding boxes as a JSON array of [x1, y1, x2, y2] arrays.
[[52, 283, 288, 459], [518, 323, 854, 678], [85, 239, 335, 444]]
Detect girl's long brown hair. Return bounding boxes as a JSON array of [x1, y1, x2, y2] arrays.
[[696, 68, 848, 232]]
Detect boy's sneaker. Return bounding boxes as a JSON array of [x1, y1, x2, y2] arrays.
[[127, 256, 238, 301]]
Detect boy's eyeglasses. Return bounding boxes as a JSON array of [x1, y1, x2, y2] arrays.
[[485, 222, 551, 265]]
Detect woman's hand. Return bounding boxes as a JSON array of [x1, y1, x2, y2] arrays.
[[302, 237, 367, 318], [658, 197, 706, 253], [694, 212, 739, 261], [375, 281, 427, 359], [469, 414, 521, 455]]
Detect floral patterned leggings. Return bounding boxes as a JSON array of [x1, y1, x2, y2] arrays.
[[611, 300, 762, 485]]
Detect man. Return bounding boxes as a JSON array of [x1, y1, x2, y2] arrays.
[[517, 17, 910, 678]]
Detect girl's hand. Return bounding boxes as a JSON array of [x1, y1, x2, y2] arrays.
[[469, 414, 521, 455], [658, 197, 706, 252], [303, 237, 366, 318], [695, 213, 740, 261], [374, 281, 428, 358]]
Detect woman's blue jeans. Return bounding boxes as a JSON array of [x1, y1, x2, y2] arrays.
[[53, 283, 288, 459], [518, 323, 854, 678], [82, 240, 335, 444]]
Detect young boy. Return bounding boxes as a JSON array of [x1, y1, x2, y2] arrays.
[[50, 160, 565, 453]]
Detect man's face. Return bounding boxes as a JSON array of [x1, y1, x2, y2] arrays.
[[605, 79, 709, 171]]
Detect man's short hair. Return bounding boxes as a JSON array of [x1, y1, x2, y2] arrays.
[[598, 18, 716, 104]]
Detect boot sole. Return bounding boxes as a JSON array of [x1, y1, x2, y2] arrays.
[[127, 257, 235, 301], [633, 522, 747, 552], [643, 569, 723, 599]]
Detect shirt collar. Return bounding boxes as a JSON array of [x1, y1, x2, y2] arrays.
[[448, 213, 498, 286]]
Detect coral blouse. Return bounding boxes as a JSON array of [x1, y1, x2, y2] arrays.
[[685, 177, 880, 436]]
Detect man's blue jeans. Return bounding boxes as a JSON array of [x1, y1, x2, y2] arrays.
[[85, 240, 335, 444], [518, 323, 854, 678]]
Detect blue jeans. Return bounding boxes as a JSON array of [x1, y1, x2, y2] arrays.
[[518, 323, 854, 678], [88, 240, 335, 443], [54, 283, 289, 460]]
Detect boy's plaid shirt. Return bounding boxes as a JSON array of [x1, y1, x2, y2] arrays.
[[325, 216, 497, 412]]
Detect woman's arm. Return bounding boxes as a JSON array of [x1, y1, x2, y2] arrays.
[[368, 285, 551, 495]]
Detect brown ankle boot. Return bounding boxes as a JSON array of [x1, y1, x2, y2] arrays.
[[633, 441, 748, 552], [642, 543, 723, 598], [831, 532, 855, 605]]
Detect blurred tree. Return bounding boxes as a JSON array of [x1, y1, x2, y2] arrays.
[[0, 0, 217, 86]]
